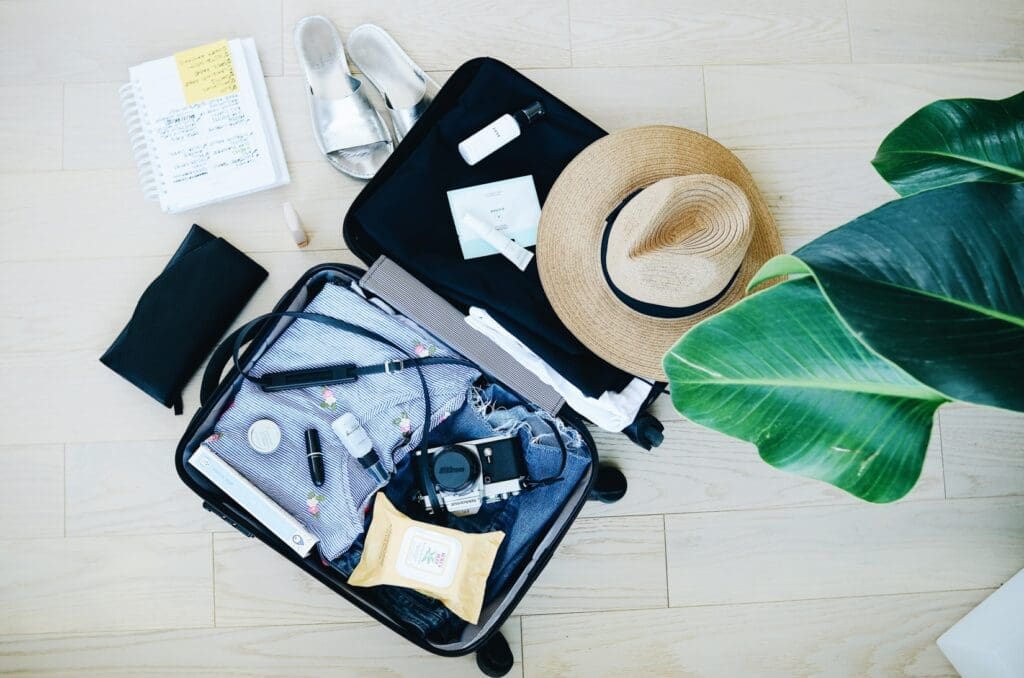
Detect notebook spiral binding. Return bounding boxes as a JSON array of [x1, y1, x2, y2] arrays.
[[119, 81, 162, 201]]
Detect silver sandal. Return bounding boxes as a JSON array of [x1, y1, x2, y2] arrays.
[[347, 24, 439, 142], [294, 16, 393, 179]]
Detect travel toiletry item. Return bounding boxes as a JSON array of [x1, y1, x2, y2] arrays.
[[100, 224, 267, 414], [120, 38, 289, 213], [458, 101, 545, 165], [461, 214, 534, 271], [283, 202, 308, 247], [188, 445, 318, 557], [247, 419, 281, 454], [304, 428, 325, 487], [332, 413, 389, 484], [347, 493, 505, 624], [446, 175, 540, 265]]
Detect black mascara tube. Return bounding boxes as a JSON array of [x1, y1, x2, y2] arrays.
[[305, 429, 325, 487]]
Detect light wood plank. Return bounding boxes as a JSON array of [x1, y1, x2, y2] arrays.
[[734, 147, 897, 250], [516, 515, 667, 614], [848, 0, 1024, 63], [706, 62, 1024, 149], [569, 0, 850, 67], [0, 444, 63, 539], [61, 82, 134, 171], [0, 255, 366, 445], [282, 1, 570, 74], [213, 533, 366, 627], [0, 534, 213, 635], [582, 416, 944, 518], [0, 249, 361, 355], [0, 349, 209, 445], [665, 497, 1024, 607], [520, 589, 980, 676], [0, 164, 364, 263], [941, 404, 1024, 499], [66, 440, 226, 536], [0, 619, 523, 677], [0, 85, 62, 171], [0, 0, 283, 85]]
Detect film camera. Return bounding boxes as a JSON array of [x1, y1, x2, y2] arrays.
[[415, 434, 527, 516]]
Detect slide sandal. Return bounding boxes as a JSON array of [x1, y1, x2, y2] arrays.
[[347, 24, 439, 142], [294, 16, 393, 179]]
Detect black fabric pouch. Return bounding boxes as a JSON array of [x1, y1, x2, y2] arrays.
[[100, 224, 267, 414]]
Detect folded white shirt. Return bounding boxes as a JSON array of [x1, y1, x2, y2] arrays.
[[465, 307, 652, 431]]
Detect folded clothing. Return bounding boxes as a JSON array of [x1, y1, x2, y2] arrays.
[[100, 224, 267, 413], [466, 306, 653, 431], [204, 282, 480, 559]]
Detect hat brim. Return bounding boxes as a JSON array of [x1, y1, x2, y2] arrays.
[[537, 126, 783, 381]]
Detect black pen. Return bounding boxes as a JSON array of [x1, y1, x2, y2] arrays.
[[304, 429, 325, 487]]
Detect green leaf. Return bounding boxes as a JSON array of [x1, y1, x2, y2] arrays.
[[761, 182, 1024, 412], [872, 91, 1024, 196], [664, 277, 947, 503]]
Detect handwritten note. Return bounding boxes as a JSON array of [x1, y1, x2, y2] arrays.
[[174, 40, 238, 105]]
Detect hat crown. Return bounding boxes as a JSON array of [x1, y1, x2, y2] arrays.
[[605, 174, 753, 307]]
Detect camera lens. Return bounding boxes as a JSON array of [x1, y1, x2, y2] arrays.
[[430, 445, 480, 493]]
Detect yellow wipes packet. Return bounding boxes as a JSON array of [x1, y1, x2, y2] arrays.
[[348, 494, 505, 624]]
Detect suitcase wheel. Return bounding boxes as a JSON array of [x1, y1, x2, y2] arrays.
[[588, 465, 627, 504], [476, 631, 514, 677]]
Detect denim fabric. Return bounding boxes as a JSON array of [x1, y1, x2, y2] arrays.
[[205, 282, 480, 559], [332, 382, 592, 641]]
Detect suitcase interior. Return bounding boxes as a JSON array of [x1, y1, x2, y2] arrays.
[[176, 263, 598, 656]]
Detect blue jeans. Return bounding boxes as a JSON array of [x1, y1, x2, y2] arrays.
[[332, 382, 592, 641]]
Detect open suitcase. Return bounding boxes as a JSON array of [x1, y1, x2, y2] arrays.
[[176, 58, 664, 676]]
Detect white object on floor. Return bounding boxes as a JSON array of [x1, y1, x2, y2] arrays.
[[465, 307, 652, 431], [938, 567, 1024, 678], [282, 202, 308, 247]]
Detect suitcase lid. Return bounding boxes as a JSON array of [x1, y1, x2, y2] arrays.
[[341, 57, 640, 402]]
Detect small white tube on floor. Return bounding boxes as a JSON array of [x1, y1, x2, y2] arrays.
[[283, 202, 308, 248], [462, 213, 534, 271]]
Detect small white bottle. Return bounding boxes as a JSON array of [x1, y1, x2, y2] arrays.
[[458, 101, 546, 166]]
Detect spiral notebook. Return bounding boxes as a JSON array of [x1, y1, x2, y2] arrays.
[[120, 38, 289, 213]]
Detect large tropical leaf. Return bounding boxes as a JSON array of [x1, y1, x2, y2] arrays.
[[664, 277, 947, 503], [872, 91, 1024, 196], [752, 182, 1024, 412]]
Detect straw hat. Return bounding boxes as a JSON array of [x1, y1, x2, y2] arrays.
[[537, 125, 783, 381]]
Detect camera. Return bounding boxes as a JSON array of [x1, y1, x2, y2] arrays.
[[414, 434, 527, 516]]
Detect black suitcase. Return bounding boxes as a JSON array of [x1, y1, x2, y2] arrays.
[[176, 58, 662, 675]]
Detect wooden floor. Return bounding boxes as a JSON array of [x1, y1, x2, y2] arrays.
[[1, 1, 1023, 675]]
